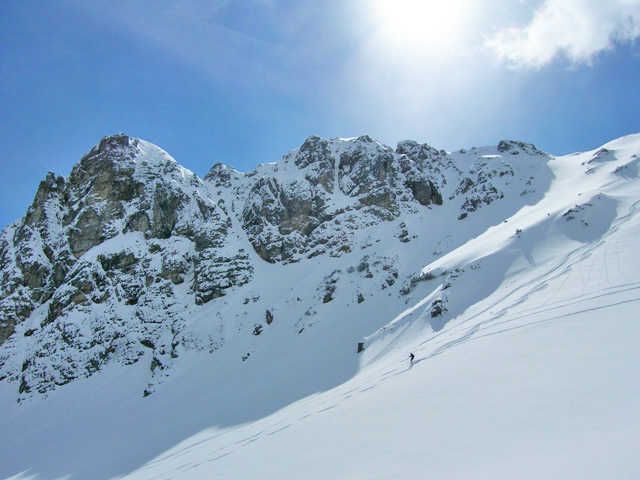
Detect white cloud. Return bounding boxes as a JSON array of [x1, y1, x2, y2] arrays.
[[487, 0, 640, 68]]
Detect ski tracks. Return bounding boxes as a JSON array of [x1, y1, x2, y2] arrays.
[[130, 199, 640, 479], [412, 199, 640, 365]]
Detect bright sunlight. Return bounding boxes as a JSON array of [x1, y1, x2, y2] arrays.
[[370, 0, 475, 58]]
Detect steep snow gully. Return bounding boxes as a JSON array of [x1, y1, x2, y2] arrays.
[[1, 133, 640, 479]]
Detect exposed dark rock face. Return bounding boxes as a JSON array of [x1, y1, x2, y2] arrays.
[[205, 163, 239, 188], [497, 140, 543, 156], [0, 134, 256, 396], [66, 135, 145, 257], [239, 136, 451, 263], [194, 250, 253, 304], [294, 136, 336, 192], [241, 176, 330, 262], [405, 179, 442, 206]]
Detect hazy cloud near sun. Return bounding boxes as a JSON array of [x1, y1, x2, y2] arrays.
[[487, 0, 640, 68], [64, 0, 640, 148]]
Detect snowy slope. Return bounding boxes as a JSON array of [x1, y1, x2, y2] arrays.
[[1, 134, 639, 479]]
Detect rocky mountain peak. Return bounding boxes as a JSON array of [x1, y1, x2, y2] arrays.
[[23, 172, 66, 226], [497, 139, 543, 156], [78, 133, 140, 170], [0, 132, 557, 400], [92, 132, 136, 153], [292, 136, 334, 185], [205, 162, 242, 187], [395, 139, 443, 161]]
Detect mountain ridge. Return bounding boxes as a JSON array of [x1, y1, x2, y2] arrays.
[[0, 131, 606, 401]]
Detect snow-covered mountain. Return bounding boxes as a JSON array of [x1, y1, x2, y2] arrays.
[[0, 133, 548, 399], [1, 132, 639, 479]]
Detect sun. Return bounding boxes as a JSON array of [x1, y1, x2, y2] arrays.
[[370, 0, 474, 59]]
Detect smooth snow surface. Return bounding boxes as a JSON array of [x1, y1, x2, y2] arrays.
[[2, 135, 640, 479]]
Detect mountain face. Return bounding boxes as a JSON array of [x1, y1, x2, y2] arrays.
[[0, 133, 550, 399], [2, 132, 640, 480]]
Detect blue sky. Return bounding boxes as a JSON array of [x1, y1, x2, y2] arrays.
[[1, 0, 639, 228]]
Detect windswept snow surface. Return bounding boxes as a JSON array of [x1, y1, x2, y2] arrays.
[[2, 135, 640, 479]]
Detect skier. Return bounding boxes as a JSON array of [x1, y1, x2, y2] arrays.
[[409, 352, 415, 367]]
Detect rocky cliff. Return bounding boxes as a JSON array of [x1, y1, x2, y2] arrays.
[[0, 133, 550, 399]]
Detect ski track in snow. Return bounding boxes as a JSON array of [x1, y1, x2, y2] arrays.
[[416, 198, 640, 362]]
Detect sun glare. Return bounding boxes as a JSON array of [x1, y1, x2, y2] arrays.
[[371, 0, 474, 58]]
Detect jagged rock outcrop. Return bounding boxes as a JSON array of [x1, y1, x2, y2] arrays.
[[0, 132, 551, 399], [0, 134, 254, 395], [237, 135, 451, 263]]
